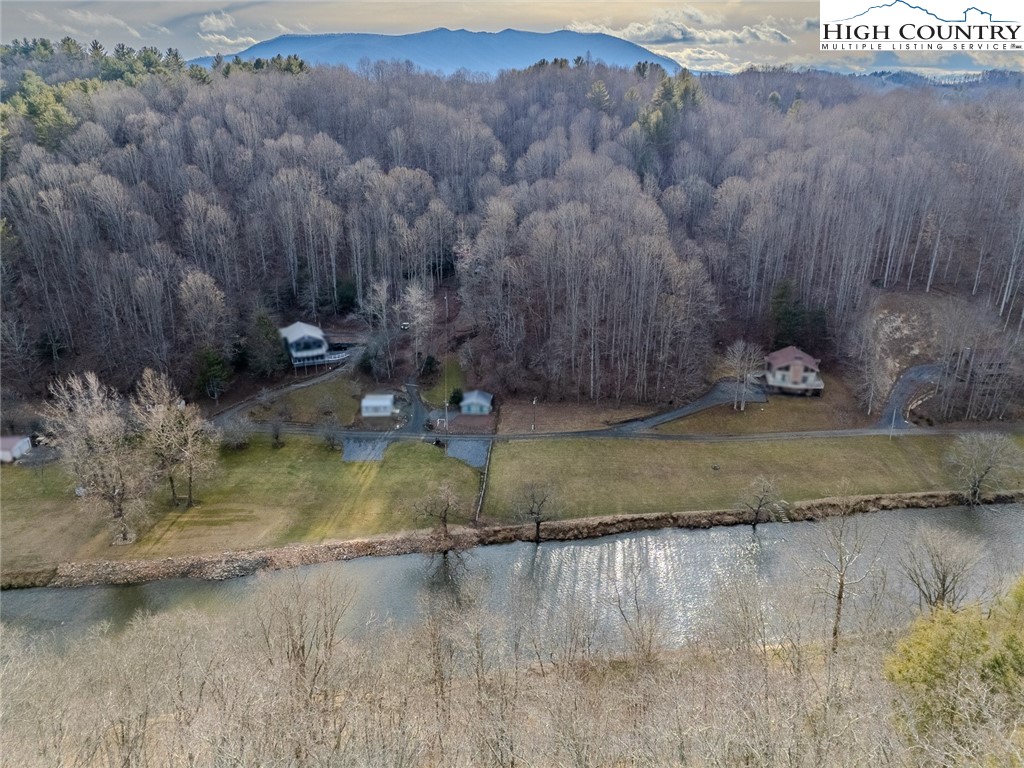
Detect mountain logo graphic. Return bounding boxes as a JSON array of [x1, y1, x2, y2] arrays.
[[819, 0, 1022, 48], [829, 1, 1018, 23]]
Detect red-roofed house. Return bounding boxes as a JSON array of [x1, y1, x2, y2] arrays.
[[763, 346, 824, 395]]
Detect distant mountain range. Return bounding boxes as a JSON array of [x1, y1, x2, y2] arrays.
[[188, 28, 682, 76]]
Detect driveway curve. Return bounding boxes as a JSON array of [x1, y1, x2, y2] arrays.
[[876, 364, 941, 430], [611, 380, 766, 433]]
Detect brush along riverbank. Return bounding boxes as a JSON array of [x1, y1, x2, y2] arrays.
[[4, 490, 1020, 589]]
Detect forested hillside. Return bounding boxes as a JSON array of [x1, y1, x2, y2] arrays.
[[3, 40, 1023, 414]]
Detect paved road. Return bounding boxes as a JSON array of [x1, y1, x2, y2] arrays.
[[876, 363, 941, 430], [399, 379, 427, 434]]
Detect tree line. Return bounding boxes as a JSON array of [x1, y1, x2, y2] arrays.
[[2, 39, 1022, 412]]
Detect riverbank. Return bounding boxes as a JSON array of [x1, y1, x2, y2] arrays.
[[5, 490, 1020, 589]]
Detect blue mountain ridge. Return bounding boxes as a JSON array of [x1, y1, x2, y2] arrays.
[[188, 28, 682, 75], [834, 1, 1017, 24]]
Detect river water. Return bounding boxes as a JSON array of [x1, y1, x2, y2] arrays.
[[2, 505, 1022, 645]]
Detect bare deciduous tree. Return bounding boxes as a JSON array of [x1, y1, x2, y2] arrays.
[[900, 527, 981, 611], [724, 339, 764, 411], [415, 481, 460, 540], [43, 372, 156, 541], [947, 432, 1024, 506], [518, 484, 553, 543], [815, 498, 874, 654], [736, 475, 789, 531], [132, 368, 220, 507], [401, 282, 433, 372]]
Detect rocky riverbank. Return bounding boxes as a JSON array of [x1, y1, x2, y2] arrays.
[[4, 490, 1021, 589]]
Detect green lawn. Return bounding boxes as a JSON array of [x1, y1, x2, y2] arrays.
[[422, 355, 465, 407], [137, 436, 480, 555], [1, 436, 479, 569], [656, 373, 871, 435], [483, 435, 960, 521], [4, 431, 1020, 575], [250, 377, 361, 425], [0, 464, 111, 572]]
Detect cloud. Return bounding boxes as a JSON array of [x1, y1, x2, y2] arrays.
[[24, 9, 50, 26], [198, 32, 259, 50], [804, 17, 820, 31], [654, 46, 753, 75], [199, 12, 235, 33], [66, 9, 141, 38], [146, 23, 172, 36], [273, 18, 311, 34], [568, 11, 793, 47]]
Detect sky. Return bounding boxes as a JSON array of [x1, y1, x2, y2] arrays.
[[3, 1, 1022, 74]]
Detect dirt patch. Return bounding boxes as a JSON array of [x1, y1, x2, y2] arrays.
[[497, 400, 649, 434], [446, 414, 496, 434], [866, 290, 959, 392], [8, 490, 1019, 589]]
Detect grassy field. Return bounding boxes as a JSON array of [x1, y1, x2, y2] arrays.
[[657, 373, 871, 435], [0, 436, 479, 569], [422, 355, 465, 407], [5, 430, 1021, 574], [0, 464, 113, 573], [249, 377, 362, 425], [482, 435, 960, 521]]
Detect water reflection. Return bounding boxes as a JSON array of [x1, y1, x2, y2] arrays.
[[2, 504, 1022, 647]]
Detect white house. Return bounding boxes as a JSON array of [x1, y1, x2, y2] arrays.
[[279, 322, 327, 367], [762, 346, 824, 395], [0, 435, 32, 463], [361, 393, 395, 418], [460, 390, 494, 415]]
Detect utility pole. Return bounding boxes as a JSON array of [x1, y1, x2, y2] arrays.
[[532, 397, 537, 432]]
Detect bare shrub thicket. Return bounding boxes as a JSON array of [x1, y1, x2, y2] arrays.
[[4, 567, 1022, 767]]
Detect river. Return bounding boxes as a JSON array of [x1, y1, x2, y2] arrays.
[[2, 504, 1022, 645]]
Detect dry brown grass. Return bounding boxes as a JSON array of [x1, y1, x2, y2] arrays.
[[497, 400, 649, 434]]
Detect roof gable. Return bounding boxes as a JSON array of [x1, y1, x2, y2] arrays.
[[462, 389, 493, 406], [279, 322, 326, 344], [765, 346, 820, 371]]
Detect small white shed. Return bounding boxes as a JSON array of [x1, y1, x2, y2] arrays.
[[361, 393, 395, 418], [460, 390, 493, 415], [0, 436, 32, 463]]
